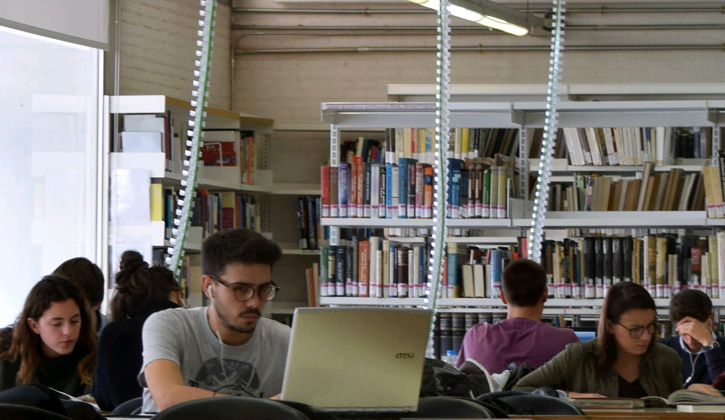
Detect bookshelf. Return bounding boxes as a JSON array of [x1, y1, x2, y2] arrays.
[[107, 94, 277, 309], [318, 93, 725, 330]]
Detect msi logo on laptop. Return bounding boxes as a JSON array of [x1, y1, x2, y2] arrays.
[[395, 352, 416, 359]]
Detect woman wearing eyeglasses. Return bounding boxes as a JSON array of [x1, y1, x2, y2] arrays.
[[514, 281, 693, 398]]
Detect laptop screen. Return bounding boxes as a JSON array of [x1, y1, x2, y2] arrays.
[[281, 307, 432, 413]]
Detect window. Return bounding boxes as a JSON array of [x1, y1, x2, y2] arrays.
[[0, 26, 103, 325]]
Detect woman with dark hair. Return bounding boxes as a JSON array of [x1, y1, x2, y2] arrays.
[[0, 276, 96, 396], [93, 250, 183, 411], [53, 257, 107, 332], [514, 281, 683, 398]]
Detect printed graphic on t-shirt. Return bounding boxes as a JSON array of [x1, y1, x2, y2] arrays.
[[192, 357, 262, 397]]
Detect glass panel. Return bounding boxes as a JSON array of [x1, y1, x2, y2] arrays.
[[0, 26, 101, 325]]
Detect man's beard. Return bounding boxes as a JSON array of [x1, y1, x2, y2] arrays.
[[216, 306, 262, 334]]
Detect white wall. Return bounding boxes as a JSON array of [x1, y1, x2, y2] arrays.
[[118, 0, 232, 109], [230, 0, 725, 127]]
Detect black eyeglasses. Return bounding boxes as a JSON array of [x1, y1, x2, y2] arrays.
[[616, 318, 659, 339], [208, 274, 280, 302]]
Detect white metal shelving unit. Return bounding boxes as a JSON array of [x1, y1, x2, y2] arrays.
[[320, 91, 725, 318]]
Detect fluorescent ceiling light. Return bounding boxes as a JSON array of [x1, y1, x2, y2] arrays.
[[478, 16, 528, 36], [411, 0, 484, 22], [406, 0, 546, 37]]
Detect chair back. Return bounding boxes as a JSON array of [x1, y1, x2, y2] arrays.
[[111, 397, 143, 415], [152, 397, 310, 420], [479, 391, 584, 416], [0, 403, 73, 420], [408, 396, 496, 418]]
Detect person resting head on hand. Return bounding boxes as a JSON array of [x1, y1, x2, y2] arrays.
[[0, 276, 96, 396]]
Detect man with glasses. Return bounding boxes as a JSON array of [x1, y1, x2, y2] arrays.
[[139, 228, 290, 413], [659, 289, 725, 386]]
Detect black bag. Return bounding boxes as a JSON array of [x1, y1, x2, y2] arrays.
[[501, 362, 534, 391], [0, 384, 102, 420], [419, 358, 491, 398]]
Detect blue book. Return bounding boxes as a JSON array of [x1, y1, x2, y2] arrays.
[[490, 249, 503, 299], [385, 163, 396, 219], [397, 158, 410, 218], [447, 158, 464, 219], [338, 162, 350, 218], [447, 242, 461, 298]]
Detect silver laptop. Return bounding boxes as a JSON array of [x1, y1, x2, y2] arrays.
[[281, 307, 432, 415]]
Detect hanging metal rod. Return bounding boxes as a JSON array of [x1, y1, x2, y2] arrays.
[[233, 5, 725, 14], [234, 43, 725, 55], [233, 23, 725, 32]]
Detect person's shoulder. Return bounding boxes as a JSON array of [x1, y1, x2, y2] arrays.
[[259, 317, 291, 334], [537, 322, 578, 337], [654, 341, 681, 360], [145, 306, 200, 329], [658, 335, 679, 348]]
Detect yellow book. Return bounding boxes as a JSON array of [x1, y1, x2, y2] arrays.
[[461, 127, 470, 159], [150, 183, 163, 221]]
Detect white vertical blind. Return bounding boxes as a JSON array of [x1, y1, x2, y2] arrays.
[[0, 26, 103, 326], [0, 0, 110, 50]]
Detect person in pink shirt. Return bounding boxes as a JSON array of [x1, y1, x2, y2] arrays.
[[456, 259, 579, 373]]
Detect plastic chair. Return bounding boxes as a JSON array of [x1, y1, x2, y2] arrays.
[[0, 403, 73, 420], [152, 397, 311, 420], [407, 396, 496, 418], [111, 396, 143, 415], [478, 391, 585, 416]]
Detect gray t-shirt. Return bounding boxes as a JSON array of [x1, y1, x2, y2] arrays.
[[138, 307, 290, 413]]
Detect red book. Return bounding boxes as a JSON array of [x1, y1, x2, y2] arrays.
[[354, 156, 364, 218], [358, 239, 370, 297], [320, 165, 330, 218], [350, 158, 358, 218], [201, 142, 236, 166]]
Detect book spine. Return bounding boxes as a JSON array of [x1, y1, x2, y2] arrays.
[[363, 162, 371, 218], [356, 159, 364, 218], [407, 159, 417, 218], [398, 158, 408, 219], [296, 197, 308, 250], [396, 246, 408, 297], [345, 241, 354, 297], [594, 237, 604, 298], [491, 249, 502, 299], [319, 246, 328, 297], [338, 162, 349, 218], [306, 196, 318, 249], [370, 163, 379, 219], [327, 245, 337, 296], [358, 239, 370, 297], [335, 245, 346, 297], [329, 167, 339, 218], [379, 165, 387, 218], [320, 165, 330, 218]]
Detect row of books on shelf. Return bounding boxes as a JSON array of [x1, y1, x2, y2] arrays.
[[295, 196, 324, 250], [344, 126, 711, 170], [543, 167, 705, 212], [561, 126, 711, 167], [161, 187, 261, 239], [308, 230, 725, 301], [116, 112, 261, 184], [200, 128, 257, 185], [117, 112, 180, 172], [341, 128, 520, 168], [315, 234, 517, 299], [541, 233, 725, 299], [320, 156, 516, 220]]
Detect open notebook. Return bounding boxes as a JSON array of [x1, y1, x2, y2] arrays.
[[281, 307, 432, 415]]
